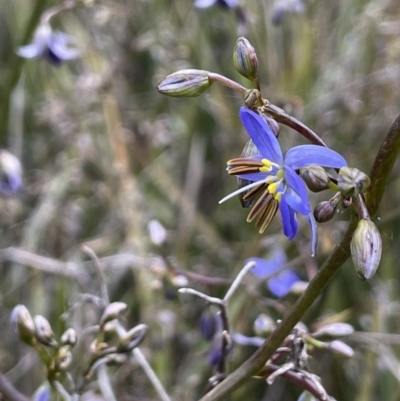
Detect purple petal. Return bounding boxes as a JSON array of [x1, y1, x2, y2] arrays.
[[279, 197, 298, 239], [239, 108, 283, 164], [236, 172, 269, 182], [232, 333, 264, 347], [268, 270, 300, 297], [194, 0, 217, 7], [48, 39, 79, 61], [285, 145, 347, 170], [283, 166, 310, 215], [17, 44, 40, 58], [247, 257, 281, 279]]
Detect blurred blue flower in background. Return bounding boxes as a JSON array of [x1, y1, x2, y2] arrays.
[[247, 249, 300, 298], [221, 107, 347, 255], [194, 0, 239, 9], [0, 150, 22, 196], [17, 24, 79, 65]]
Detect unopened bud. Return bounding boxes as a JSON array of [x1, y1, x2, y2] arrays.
[[338, 167, 371, 196], [261, 114, 280, 138], [157, 69, 212, 97], [313, 194, 341, 223], [233, 37, 258, 80], [327, 340, 354, 358], [100, 302, 128, 327], [253, 314, 276, 336], [55, 346, 72, 371], [106, 353, 128, 366], [312, 323, 354, 338], [0, 150, 23, 196], [148, 219, 167, 246], [60, 328, 77, 347], [301, 166, 330, 192], [117, 324, 147, 352], [351, 219, 382, 280], [10, 305, 36, 346], [199, 310, 218, 341], [243, 89, 263, 109], [34, 315, 57, 347]]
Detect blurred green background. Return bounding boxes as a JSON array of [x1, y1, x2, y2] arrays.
[[1, 0, 400, 400]]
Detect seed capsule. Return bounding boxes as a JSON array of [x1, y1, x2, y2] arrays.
[[157, 69, 212, 97], [233, 37, 259, 80], [350, 219, 382, 280]]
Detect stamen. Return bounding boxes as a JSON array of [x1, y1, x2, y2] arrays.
[[227, 158, 263, 167], [246, 191, 273, 223], [228, 166, 261, 175], [256, 199, 279, 233], [242, 183, 268, 201]]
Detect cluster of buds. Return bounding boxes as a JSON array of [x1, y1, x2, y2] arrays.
[[11, 305, 77, 392], [251, 320, 355, 400]]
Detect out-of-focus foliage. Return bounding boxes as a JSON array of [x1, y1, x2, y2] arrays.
[[1, 0, 400, 400]]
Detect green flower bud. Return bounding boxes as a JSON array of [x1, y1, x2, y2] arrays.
[[338, 167, 371, 196], [243, 89, 263, 109], [313, 195, 341, 223], [100, 302, 128, 327], [233, 37, 258, 80], [327, 340, 354, 358], [300, 166, 330, 192], [60, 328, 77, 347], [34, 315, 57, 347], [350, 219, 382, 280], [312, 323, 354, 338], [157, 69, 212, 97], [10, 305, 36, 346]]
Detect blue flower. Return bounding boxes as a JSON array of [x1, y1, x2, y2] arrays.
[[247, 249, 300, 297], [0, 150, 22, 196], [17, 24, 79, 65], [194, 0, 239, 9], [220, 107, 347, 255]]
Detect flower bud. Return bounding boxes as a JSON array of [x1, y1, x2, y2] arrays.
[[10, 305, 36, 346], [261, 114, 280, 138], [157, 69, 212, 97], [313, 194, 341, 223], [117, 324, 147, 352], [0, 149, 23, 196], [338, 167, 371, 197], [243, 89, 263, 109], [350, 219, 382, 280], [233, 37, 258, 80], [148, 219, 167, 246], [34, 315, 57, 347], [253, 314, 276, 336], [327, 340, 354, 358], [100, 302, 128, 327], [312, 323, 354, 338], [300, 166, 330, 192], [199, 310, 218, 341], [60, 328, 77, 347]]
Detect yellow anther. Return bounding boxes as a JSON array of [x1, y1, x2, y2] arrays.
[[261, 158, 273, 168], [268, 182, 279, 194], [260, 166, 272, 172], [275, 192, 282, 202]]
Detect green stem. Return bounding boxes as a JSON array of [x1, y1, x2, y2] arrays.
[[0, 0, 48, 146], [198, 113, 400, 401]]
